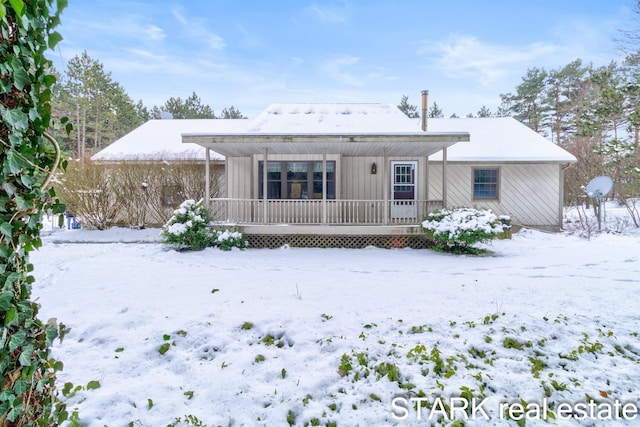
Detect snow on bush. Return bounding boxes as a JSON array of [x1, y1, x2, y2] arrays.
[[160, 200, 216, 251], [215, 228, 249, 251], [421, 207, 507, 253], [161, 199, 249, 251]]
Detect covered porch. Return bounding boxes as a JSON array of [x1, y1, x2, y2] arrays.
[[182, 132, 470, 230]]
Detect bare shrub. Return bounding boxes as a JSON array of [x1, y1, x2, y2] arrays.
[[609, 214, 631, 233], [55, 161, 119, 230], [620, 178, 640, 228], [563, 204, 598, 239], [54, 159, 225, 229], [623, 197, 640, 227], [145, 160, 225, 226], [112, 161, 155, 228], [562, 136, 605, 206]]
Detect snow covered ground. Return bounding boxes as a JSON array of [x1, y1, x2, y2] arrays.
[[31, 206, 640, 426]]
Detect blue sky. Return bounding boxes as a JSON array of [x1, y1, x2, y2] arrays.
[[52, 0, 636, 118]]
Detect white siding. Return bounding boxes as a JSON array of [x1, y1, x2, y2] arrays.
[[429, 162, 563, 228], [342, 157, 384, 199], [226, 157, 252, 198], [342, 157, 428, 200]]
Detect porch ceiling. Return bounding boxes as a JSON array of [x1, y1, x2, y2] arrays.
[[182, 132, 470, 157]]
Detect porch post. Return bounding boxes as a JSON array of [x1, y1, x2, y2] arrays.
[[425, 155, 429, 210], [205, 147, 211, 208], [383, 147, 389, 225], [442, 147, 448, 208], [322, 148, 327, 224], [263, 147, 268, 224]]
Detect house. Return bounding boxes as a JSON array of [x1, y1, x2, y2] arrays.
[[182, 99, 576, 248], [89, 119, 235, 226]]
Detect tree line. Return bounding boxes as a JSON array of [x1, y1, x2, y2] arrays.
[[499, 57, 639, 207], [50, 50, 246, 158], [398, 54, 640, 209]]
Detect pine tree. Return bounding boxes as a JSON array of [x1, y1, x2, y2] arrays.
[[150, 92, 216, 119], [52, 51, 145, 156], [220, 105, 247, 119], [429, 101, 444, 118], [397, 94, 419, 118], [477, 105, 492, 117], [499, 67, 548, 134]]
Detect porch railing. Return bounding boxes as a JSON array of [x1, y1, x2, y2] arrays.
[[208, 198, 444, 225]]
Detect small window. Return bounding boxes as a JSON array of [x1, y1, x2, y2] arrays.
[[473, 169, 499, 200], [161, 185, 182, 206]]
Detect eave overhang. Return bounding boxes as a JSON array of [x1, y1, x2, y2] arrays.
[[182, 132, 470, 157]]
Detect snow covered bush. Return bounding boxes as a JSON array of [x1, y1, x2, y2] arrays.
[[421, 207, 507, 254], [161, 200, 216, 251], [161, 200, 249, 251], [215, 228, 249, 251]]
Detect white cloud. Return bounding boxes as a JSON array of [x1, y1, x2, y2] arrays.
[[549, 17, 624, 64], [234, 22, 263, 48], [69, 13, 166, 43], [105, 50, 194, 76], [420, 35, 558, 86], [322, 55, 364, 86], [141, 24, 166, 42], [171, 7, 226, 50], [306, 1, 350, 23]]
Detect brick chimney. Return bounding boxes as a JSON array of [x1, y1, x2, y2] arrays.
[[421, 90, 429, 132]]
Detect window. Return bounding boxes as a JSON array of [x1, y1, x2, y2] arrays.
[[473, 169, 499, 200], [161, 185, 182, 206], [287, 162, 307, 199], [313, 162, 335, 199], [261, 161, 282, 199], [393, 163, 415, 200], [259, 161, 335, 199]]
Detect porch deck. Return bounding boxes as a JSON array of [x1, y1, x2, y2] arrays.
[[208, 198, 443, 248]]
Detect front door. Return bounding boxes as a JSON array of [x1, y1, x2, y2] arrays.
[[391, 161, 418, 220]]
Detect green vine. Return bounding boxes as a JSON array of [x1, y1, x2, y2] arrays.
[[1, 0, 70, 425]]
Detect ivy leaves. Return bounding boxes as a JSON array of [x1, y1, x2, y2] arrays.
[[1, 0, 69, 424], [0, 0, 24, 19]]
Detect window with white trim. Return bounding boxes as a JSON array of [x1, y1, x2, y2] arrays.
[[473, 168, 499, 200]]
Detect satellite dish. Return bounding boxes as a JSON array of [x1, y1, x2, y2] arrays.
[[585, 176, 613, 231], [159, 111, 173, 120], [585, 176, 613, 200]]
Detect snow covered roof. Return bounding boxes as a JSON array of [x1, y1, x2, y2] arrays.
[[91, 119, 244, 161], [182, 103, 468, 157], [428, 117, 577, 162], [93, 105, 576, 163], [245, 103, 424, 133]]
